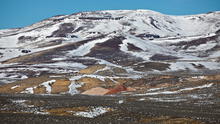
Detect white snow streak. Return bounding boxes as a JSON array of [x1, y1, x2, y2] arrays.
[[136, 83, 213, 96], [74, 107, 109, 118], [40, 80, 56, 93]]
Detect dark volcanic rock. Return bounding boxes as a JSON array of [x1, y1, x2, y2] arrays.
[[73, 27, 84, 33], [48, 23, 75, 37], [94, 36, 125, 50], [191, 63, 205, 69], [170, 35, 218, 50], [87, 36, 143, 66], [216, 29, 220, 34], [127, 43, 143, 52], [150, 54, 179, 61], [18, 36, 38, 43], [79, 16, 123, 20], [149, 17, 160, 30], [21, 50, 31, 53], [133, 62, 170, 71], [136, 33, 160, 39]]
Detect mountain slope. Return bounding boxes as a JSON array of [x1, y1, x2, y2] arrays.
[[0, 9, 220, 88], [1, 9, 220, 124]]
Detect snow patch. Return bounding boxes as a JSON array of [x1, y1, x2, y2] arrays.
[[52, 58, 66, 61], [74, 107, 110, 118], [36, 62, 87, 69], [136, 83, 213, 96], [148, 97, 187, 102], [11, 85, 20, 89], [21, 87, 35, 94], [11, 100, 27, 104], [40, 80, 56, 93], [118, 100, 124, 104], [192, 76, 206, 79], [68, 37, 109, 56], [34, 111, 49, 115], [147, 87, 164, 92], [68, 80, 84, 95]]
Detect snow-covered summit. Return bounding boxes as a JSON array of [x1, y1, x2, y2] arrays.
[[1, 9, 219, 39]]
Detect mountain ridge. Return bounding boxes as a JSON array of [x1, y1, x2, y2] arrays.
[[0, 9, 220, 86]]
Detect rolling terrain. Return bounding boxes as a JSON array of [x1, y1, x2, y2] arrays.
[[0, 10, 220, 123]]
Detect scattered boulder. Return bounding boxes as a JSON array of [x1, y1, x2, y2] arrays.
[[70, 35, 78, 38], [191, 63, 205, 69], [136, 33, 160, 39], [21, 49, 31, 53]]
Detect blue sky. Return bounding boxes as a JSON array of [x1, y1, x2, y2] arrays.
[[0, 0, 220, 29]]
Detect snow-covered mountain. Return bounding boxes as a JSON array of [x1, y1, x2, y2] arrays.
[[0, 9, 220, 84], [1, 10, 220, 123]]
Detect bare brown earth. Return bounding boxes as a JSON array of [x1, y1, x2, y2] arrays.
[[0, 75, 71, 94], [1, 72, 220, 95], [79, 64, 106, 74], [82, 87, 110, 95], [51, 79, 71, 94], [76, 77, 104, 91], [0, 75, 52, 94], [0, 65, 220, 124]]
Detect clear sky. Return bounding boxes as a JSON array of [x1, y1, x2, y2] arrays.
[[0, 0, 220, 29]]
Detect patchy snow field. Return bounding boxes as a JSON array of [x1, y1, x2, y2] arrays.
[[74, 107, 111, 118]]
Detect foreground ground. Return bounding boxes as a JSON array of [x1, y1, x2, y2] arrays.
[[0, 93, 219, 124], [0, 70, 220, 124]]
